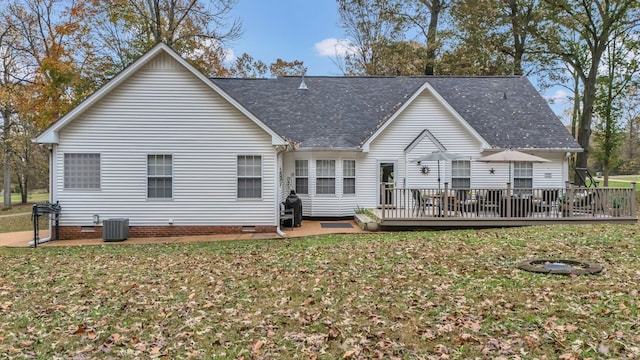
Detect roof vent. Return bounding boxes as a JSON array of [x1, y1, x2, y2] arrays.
[[503, 92, 507, 99], [298, 77, 308, 90]]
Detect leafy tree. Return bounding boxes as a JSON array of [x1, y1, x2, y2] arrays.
[[592, 29, 639, 184], [536, 0, 640, 170], [0, 0, 97, 207], [269, 59, 306, 77], [620, 111, 640, 174], [391, 0, 450, 75], [445, 0, 546, 76], [1, 19, 24, 208], [92, 0, 242, 76], [337, 0, 410, 75], [228, 53, 267, 78]]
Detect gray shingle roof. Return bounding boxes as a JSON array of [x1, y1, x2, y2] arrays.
[[211, 76, 581, 151]]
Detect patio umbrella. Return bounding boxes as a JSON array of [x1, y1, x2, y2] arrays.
[[477, 149, 550, 184], [411, 150, 462, 191]]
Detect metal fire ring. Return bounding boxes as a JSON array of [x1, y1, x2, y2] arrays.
[[517, 259, 603, 276]]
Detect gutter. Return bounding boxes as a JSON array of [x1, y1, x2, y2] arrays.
[[275, 144, 289, 237]]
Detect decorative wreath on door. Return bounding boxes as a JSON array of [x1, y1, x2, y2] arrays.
[[420, 165, 430, 175]]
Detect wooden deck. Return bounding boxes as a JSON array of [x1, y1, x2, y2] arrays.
[[375, 184, 637, 228]]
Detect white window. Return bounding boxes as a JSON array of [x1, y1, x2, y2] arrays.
[[237, 155, 262, 198], [343, 160, 356, 194], [64, 153, 100, 189], [147, 154, 172, 198], [295, 160, 308, 194], [514, 162, 533, 190], [451, 160, 471, 189], [316, 160, 335, 195]]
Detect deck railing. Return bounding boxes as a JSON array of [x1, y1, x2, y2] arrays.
[[379, 182, 637, 220]]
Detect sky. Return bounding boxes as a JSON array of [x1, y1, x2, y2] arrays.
[[228, 0, 349, 76], [228, 0, 572, 118]]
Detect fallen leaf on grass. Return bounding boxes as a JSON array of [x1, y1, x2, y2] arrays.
[[21, 340, 34, 347], [327, 326, 341, 340], [253, 340, 264, 351], [565, 324, 578, 332], [71, 325, 85, 335], [343, 349, 356, 359]]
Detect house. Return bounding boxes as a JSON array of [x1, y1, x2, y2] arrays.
[[35, 44, 584, 239]]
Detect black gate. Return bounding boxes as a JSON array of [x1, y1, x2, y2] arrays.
[[31, 202, 61, 248]]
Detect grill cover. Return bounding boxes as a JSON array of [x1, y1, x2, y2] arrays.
[[285, 190, 303, 226]]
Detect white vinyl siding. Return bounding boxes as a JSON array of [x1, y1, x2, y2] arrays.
[[147, 154, 172, 199], [364, 91, 483, 208], [343, 160, 356, 194], [64, 153, 101, 190], [295, 160, 308, 194], [237, 155, 262, 198], [52, 53, 277, 227]]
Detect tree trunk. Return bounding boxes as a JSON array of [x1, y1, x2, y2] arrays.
[[20, 176, 27, 204], [424, 0, 441, 75], [2, 108, 11, 210], [507, 0, 524, 76], [2, 155, 10, 209], [575, 79, 595, 169]]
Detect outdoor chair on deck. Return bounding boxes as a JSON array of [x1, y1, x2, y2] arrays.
[[411, 189, 427, 216], [479, 189, 503, 216], [456, 190, 478, 216], [280, 202, 294, 230], [532, 189, 558, 216]]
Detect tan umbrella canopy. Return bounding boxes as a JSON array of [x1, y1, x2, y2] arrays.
[[411, 150, 463, 191], [478, 149, 550, 184]]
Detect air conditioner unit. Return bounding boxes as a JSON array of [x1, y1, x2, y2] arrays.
[[103, 218, 129, 242]]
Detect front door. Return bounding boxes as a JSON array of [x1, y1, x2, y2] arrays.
[[379, 162, 395, 207]]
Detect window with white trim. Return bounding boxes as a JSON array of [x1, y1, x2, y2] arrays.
[[295, 160, 308, 194], [343, 160, 356, 194], [514, 161, 533, 191], [316, 160, 335, 195], [64, 153, 101, 189], [451, 160, 471, 189], [237, 155, 262, 198], [147, 154, 173, 198]]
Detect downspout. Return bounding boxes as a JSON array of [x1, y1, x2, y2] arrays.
[[564, 152, 572, 184], [275, 144, 289, 237]]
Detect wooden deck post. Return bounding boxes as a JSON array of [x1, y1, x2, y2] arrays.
[[506, 182, 512, 218], [631, 182, 637, 218], [566, 181, 574, 218], [443, 182, 449, 217]]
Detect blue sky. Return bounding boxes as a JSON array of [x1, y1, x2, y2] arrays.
[[228, 0, 571, 118], [229, 0, 348, 76]]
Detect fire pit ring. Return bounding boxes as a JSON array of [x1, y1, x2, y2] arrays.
[[518, 259, 603, 276]]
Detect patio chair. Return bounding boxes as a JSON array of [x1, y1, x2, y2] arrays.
[[280, 202, 294, 230], [411, 189, 427, 216], [455, 190, 478, 216], [479, 189, 502, 216], [532, 189, 558, 216]]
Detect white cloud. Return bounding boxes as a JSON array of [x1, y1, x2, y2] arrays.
[[314, 38, 357, 57], [545, 88, 570, 105], [223, 48, 235, 64]]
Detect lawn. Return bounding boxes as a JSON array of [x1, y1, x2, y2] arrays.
[[1, 224, 639, 358]]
